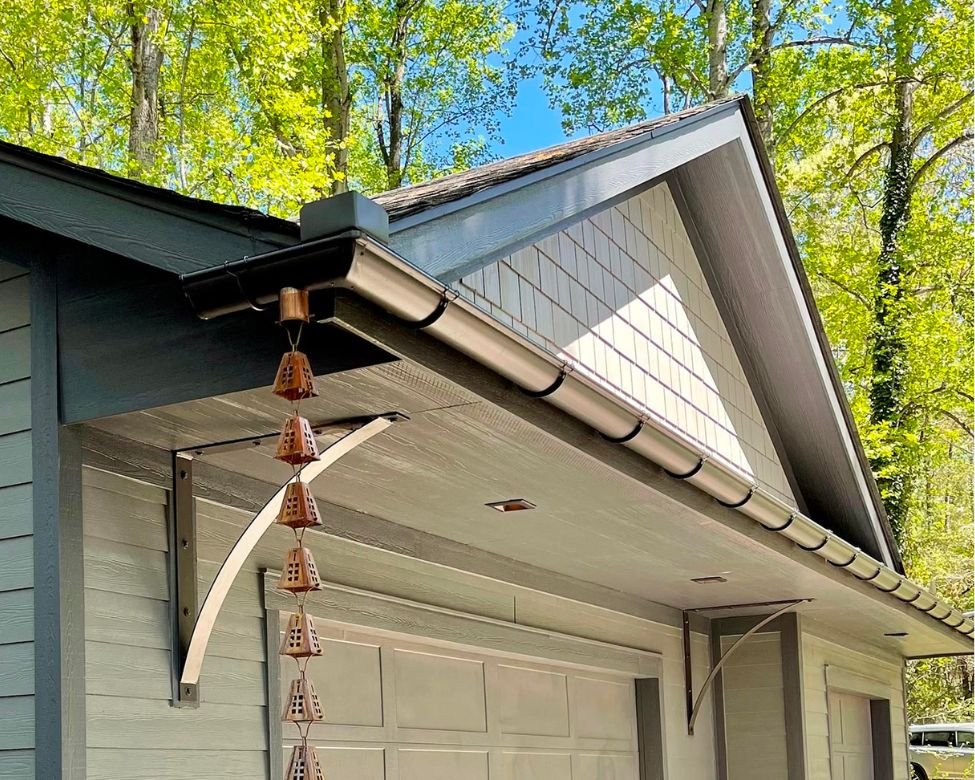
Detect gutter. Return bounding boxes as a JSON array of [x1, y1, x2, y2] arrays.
[[181, 231, 975, 643]]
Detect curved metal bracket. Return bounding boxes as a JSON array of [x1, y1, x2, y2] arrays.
[[175, 415, 396, 703], [687, 599, 808, 735]]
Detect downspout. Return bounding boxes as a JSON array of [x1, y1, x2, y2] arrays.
[[181, 220, 974, 642]]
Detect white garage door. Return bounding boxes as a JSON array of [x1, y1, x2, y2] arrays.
[[829, 690, 874, 780], [278, 618, 641, 780]]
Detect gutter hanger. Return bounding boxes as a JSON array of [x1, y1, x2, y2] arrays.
[[180, 233, 974, 643]]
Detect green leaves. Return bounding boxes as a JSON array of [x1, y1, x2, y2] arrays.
[[517, 0, 972, 710], [0, 0, 513, 208]]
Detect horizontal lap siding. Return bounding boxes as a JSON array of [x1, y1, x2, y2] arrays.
[[81, 468, 267, 780], [802, 632, 907, 780], [83, 463, 718, 779], [0, 264, 32, 779], [721, 632, 788, 780]]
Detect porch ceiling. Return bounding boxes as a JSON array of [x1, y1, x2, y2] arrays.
[[88, 358, 965, 658]]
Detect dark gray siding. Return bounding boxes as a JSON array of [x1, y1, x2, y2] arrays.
[[0, 261, 33, 779]]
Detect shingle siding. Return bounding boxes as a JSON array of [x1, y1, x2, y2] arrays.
[[453, 182, 796, 506], [0, 260, 34, 779]]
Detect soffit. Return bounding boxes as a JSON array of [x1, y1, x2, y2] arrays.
[[88, 359, 964, 657]]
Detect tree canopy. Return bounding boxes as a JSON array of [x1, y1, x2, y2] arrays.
[[0, 0, 513, 212]]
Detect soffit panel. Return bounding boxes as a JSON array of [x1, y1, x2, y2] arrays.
[[89, 361, 961, 656]]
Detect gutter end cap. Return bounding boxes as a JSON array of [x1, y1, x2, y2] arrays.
[[300, 191, 390, 244]]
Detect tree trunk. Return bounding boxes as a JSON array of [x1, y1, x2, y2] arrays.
[[750, 0, 774, 143], [707, 0, 729, 99], [870, 12, 916, 540], [319, 0, 351, 194], [380, 0, 412, 189], [127, 3, 164, 176]]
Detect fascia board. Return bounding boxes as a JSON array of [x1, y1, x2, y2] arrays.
[[388, 104, 745, 282]]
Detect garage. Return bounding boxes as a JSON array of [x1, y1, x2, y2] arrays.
[[829, 691, 875, 780], [272, 591, 660, 780]]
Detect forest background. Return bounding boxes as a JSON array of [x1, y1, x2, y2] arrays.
[[1, 0, 971, 720]]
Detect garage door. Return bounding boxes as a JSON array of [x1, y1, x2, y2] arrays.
[[277, 617, 641, 780], [829, 691, 874, 780]]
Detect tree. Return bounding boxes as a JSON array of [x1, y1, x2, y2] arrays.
[[517, 0, 864, 142], [127, 1, 165, 174], [773, 0, 974, 715], [0, 0, 514, 207], [350, 0, 514, 189], [776, 0, 973, 540], [319, 0, 352, 193]]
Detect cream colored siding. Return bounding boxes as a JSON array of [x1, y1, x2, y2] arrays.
[[453, 182, 796, 506], [720, 632, 788, 780], [802, 632, 907, 780], [81, 465, 719, 779], [0, 263, 33, 780]]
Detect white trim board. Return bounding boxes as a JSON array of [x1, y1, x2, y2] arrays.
[[263, 573, 662, 678], [825, 664, 895, 701], [388, 109, 744, 281]]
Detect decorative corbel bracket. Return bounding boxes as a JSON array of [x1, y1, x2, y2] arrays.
[[682, 597, 810, 734], [169, 412, 405, 707]]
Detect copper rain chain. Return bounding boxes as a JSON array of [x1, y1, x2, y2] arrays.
[[272, 288, 327, 780]]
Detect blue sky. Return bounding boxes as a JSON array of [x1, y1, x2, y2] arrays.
[[490, 73, 577, 156]]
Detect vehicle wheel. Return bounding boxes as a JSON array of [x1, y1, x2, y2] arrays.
[[911, 763, 929, 780]]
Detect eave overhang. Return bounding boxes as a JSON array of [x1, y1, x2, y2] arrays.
[[180, 232, 973, 653]]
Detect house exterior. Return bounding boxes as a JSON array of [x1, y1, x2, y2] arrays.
[[0, 95, 970, 780]]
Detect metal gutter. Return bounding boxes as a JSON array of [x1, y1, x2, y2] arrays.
[[180, 234, 974, 642]]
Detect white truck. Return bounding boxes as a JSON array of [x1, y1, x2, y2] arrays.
[[910, 723, 975, 780]]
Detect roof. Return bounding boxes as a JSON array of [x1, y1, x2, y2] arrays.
[[0, 97, 901, 571], [0, 139, 298, 274], [378, 95, 902, 572], [374, 99, 735, 220], [0, 139, 296, 232]]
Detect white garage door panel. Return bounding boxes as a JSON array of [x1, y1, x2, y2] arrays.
[[316, 638, 383, 727], [500, 751, 573, 779], [573, 753, 638, 780], [317, 747, 386, 780], [280, 617, 643, 780], [399, 749, 489, 780], [394, 650, 487, 732], [829, 691, 874, 780], [571, 676, 637, 741], [498, 666, 570, 738]]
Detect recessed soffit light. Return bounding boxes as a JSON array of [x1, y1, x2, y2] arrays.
[[486, 499, 536, 513], [691, 575, 728, 584], [884, 631, 909, 638]]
